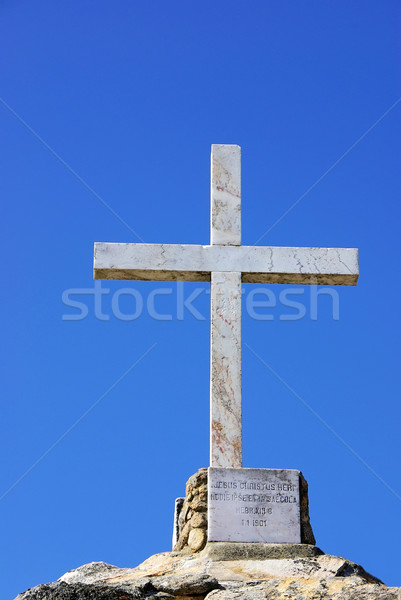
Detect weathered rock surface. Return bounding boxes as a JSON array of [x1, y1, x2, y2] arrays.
[[174, 468, 208, 553], [16, 545, 401, 599]]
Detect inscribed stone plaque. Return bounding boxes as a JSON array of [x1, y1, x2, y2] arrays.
[[208, 467, 301, 543]]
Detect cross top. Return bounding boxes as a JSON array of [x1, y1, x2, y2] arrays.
[[94, 144, 358, 469]]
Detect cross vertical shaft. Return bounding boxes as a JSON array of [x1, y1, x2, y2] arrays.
[[210, 145, 242, 468]]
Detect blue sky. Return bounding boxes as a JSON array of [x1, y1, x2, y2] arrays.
[[1, 1, 400, 597]]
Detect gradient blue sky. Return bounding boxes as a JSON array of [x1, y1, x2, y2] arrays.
[[1, 2, 401, 597]]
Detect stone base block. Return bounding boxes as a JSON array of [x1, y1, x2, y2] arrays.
[[173, 468, 315, 554], [201, 542, 324, 561]]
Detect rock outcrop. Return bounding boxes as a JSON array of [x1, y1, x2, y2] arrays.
[[16, 544, 401, 599]]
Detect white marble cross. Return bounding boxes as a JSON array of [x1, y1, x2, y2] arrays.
[[94, 145, 358, 469]]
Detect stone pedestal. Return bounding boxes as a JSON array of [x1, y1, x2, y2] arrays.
[[173, 468, 315, 554]]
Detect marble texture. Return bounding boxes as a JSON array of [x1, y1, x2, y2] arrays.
[[211, 144, 241, 246], [208, 468, 301, 544], [210, 273, 242, 468], [94, 243, 359, 285]]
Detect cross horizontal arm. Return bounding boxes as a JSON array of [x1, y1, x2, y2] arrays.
[[94, 242, 358, 285]]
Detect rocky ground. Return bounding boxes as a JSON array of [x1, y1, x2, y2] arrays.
[[16, 543, 401, 599]]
